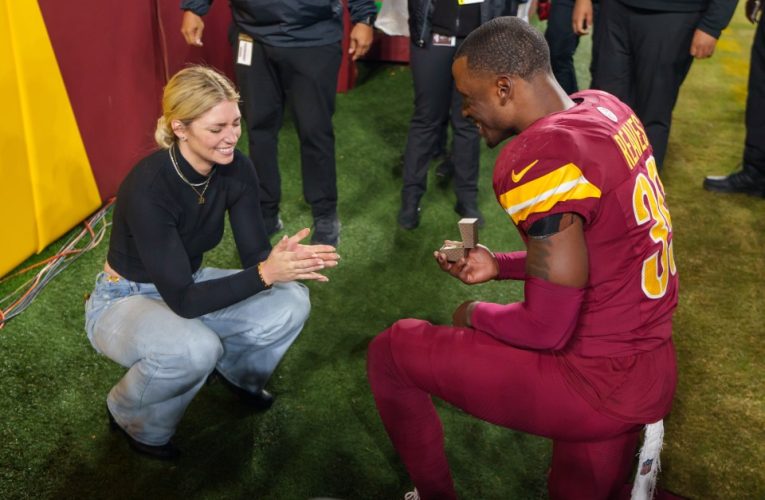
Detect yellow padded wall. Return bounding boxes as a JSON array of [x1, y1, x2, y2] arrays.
[[0, 1, 38, 277], [1, 0, 102, 277]]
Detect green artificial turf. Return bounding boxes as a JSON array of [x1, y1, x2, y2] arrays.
[[1, 10, 762, 499]]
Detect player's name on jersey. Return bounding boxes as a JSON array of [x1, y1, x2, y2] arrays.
[[613, 114, 650, 169]]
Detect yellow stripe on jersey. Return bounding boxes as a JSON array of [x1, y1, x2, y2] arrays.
[[498, 162, 601, 224]]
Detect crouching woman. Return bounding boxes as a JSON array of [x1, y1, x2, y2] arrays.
[[85, 66, 338, 459]]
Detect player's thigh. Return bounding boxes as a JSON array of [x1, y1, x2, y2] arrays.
[[382, 319, 627, 441]]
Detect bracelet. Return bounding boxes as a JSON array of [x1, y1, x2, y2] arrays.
[[257, 262, 272, 288]]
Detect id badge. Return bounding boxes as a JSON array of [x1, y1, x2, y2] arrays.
[[237, 33, 253, 66], [458, 0, 484, 4], [432, 34, 456, 47]]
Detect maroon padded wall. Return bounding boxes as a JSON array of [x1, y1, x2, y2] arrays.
[[38, 0, 235, 200]]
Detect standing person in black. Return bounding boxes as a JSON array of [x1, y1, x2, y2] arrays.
[[84, 66, 339, 460], [398, 0, 509, 230], [545, 0, 600, 94], [180, 0, 378, 246], [574, 0, 737, 170], [704, 0, 765, 197]]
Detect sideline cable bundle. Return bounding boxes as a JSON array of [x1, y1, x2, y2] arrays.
[[0, 199, 115, 329]]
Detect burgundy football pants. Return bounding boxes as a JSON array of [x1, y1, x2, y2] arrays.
[[367, 319, 642, 500]]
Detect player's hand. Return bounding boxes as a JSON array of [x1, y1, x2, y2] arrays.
[[745, 0, 763, 23], [349, 23, 374, 61], [572, 0, 594, 36], [690, 29, 717, 58], [181, 11, 205, 47], [434, 244, 499, 285], [452, 300, 479, 327], [260, 228, 339, 284]]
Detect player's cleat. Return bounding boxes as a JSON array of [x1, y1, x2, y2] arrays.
[[107, 405, 180, 460], [703, 168, 765, 198]]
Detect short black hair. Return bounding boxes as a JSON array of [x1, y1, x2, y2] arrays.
[[455, 17, 551, 80]]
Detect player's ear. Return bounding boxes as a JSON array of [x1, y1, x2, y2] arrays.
[[496, 75, 513, 104]]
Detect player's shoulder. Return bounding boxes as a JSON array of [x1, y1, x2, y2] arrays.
[[496, 124, 584, 189]]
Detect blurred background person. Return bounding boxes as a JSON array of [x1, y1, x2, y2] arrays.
[[704, 0, 765, 197], [181, 0, 378, 246], [397, 0, 510, 230]]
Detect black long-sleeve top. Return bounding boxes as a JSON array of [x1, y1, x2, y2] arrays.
[[107, 148, 272, 318]]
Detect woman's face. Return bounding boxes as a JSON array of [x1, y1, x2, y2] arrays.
[[176, 99, 241, 174]]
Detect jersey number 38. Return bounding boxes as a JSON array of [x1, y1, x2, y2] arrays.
[[632, 157, 677, 299]]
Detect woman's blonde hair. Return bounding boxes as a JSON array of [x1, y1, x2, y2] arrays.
[[154, 65, 240, 148]]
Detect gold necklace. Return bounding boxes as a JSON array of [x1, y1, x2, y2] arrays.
[[169, 145, 214, 204]]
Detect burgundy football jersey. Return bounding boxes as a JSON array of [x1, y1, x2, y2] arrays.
[[494, 90, 678, 358]]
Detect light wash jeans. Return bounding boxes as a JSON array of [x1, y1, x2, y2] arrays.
[[85, 267, 310, 446]]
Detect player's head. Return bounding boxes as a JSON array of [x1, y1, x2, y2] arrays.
[[453, 17, 552, 147], [154, 65, 240, 149]]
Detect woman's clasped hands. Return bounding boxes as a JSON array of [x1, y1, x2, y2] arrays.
[[259, 228, 340, 285]]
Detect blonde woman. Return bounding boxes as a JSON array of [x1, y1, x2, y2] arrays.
[[85, 66, 338, 459]]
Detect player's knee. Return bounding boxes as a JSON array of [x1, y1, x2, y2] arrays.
[[389, 318, 429, 337], [367, 329, 392, 378]]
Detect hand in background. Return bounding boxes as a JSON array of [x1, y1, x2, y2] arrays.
[[349, 23, 374, 61], [690, 29, 717, 58], [434, 244, 499, 285], [181, 11, 205, 47], [260, 228, 339, 284], [572, 0, 594, 36]]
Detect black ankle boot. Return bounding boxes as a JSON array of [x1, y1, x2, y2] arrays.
[[209, 370, 275, 411], [398, 199, 421, 230], [703, 168, 765, 197], [107, 405, 180, 460]]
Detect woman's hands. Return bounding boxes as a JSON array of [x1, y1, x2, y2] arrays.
[[434, 243, 499, 285], [259, 228, 340, 285]]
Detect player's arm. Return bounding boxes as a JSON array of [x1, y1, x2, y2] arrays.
[[454, 213, 588, 351]]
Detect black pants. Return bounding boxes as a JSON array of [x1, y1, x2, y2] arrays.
[[401, 39, 480, 207], [545, 0, 600, 94], [235, 40, 342, 220], [744, 18, 765, 177], [593, 0, 701, 169]]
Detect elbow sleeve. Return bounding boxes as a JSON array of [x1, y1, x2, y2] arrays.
[[494, 251, 527, 280], [471, 276, 584, 350]]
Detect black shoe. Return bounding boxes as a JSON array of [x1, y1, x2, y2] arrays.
[[398, 199, 421, 230], [210, 370, 275, 411], [107, 405, 180, 460], [264, 215, 284, 237], [435, 157, 455, 188], [311, 214, 341, 246], [703, 169, 765, 197], [455, 202, 484, 227]]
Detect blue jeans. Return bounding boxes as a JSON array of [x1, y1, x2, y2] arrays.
[[85, 268, 310, 445]]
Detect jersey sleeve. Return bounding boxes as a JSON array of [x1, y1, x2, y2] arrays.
[[494, 128, 603, 233], [227, 152, 272, 268]]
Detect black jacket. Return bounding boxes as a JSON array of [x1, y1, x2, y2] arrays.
[[182, 0, 377, 47], [408, 0, 509, 47], [618, 0, 737, 39]]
